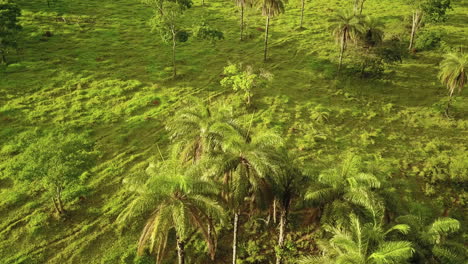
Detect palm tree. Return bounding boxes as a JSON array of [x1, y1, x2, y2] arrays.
[[234, 0, 252, 40], [438, 52, 467, 116], [305, 153, 384, 227], [261, 0, 287, 62], [166, 99, 236, 163], [270, 151, 308, 264], [330, 9, 364, 72], [396, 205, 465, 264], [299, 214, 414, 264], [206, 128, 283, 264], [118, 160, 224, 264]]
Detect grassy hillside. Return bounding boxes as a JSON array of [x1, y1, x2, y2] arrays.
[[0, 0, 467, 263]]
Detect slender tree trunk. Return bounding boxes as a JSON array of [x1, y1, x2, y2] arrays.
[[232, 212, 239, 264], [273, 199, 277, 224], [275, 208, 288, 264], [240, 4, 244, 41], [55, 186, 65, 215], [52, 197, 61, 215], [177, 239, 185, 264], [263, 11, 270, 62], [445, 89, 454, 117], [338, 30, 347, 73], [409, 10, 422, 51], [359, 0, 366, 15], [300, 0, 305, 29], [171, 28, 177, 78]]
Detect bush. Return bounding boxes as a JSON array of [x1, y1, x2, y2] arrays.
[[415, 30, 444, 51]]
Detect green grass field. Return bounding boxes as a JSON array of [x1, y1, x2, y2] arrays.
[[0, 0, 467, 263]]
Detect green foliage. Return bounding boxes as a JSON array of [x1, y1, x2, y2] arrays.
[[4, 132, 97, 214], [149, 2, 185, 44], [422, 0, 452, 22], [0, 0, 21, 64], [192, 21, 224, 41], [221, 63, 273, 105], [415, 29, 444, 51]]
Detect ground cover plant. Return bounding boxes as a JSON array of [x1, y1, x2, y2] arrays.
[[0, 0, 466, 263]]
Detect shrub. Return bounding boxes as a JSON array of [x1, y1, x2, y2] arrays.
[[415, 29, 444, 51]]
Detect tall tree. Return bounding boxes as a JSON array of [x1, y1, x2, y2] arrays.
[[234, 0, 252, 40], [0, 0, 21, 64], [438, 52, 467, 116], [206, 128, 283, 264], [330, 9, 364, 72], [270, 152, 308, 264], [261, 0, 287, 62], [118, 160, 224, 264]]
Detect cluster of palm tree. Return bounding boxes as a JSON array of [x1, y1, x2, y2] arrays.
[[116, 99, 465, 263], [118, 99, 303, 264]]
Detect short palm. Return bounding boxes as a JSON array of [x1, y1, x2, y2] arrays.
[[397, 211, 464, 264], [438, 52, 467, 115], [299, 214, 414, 264], [306, 154, 383, 226]]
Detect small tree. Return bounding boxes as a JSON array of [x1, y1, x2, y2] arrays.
[[438, 51, 467, 116], [5, 133, 97, 216], [143, 0, 189, 78], [221, 63, 273, 105], [0, 0, 21, 64]]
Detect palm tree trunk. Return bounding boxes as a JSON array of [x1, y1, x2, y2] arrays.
[[300, 0, 305, 29], [275, 208, 287, 264], [273, 199, 277, 224], [177, 239, 185, 264], [359, 0, 366, 15], [232, 211, 239, 264], [171, 28, 177, 78], [338, 30, 346, 72], [445, 89, 455, 117], [240, 4, 244, 41], [263, 11, 270, 62]]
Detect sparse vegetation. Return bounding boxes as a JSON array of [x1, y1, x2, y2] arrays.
[[0, 0, 466, 263]]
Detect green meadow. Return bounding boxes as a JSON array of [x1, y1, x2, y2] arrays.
[[0, 0, 467, 263]]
